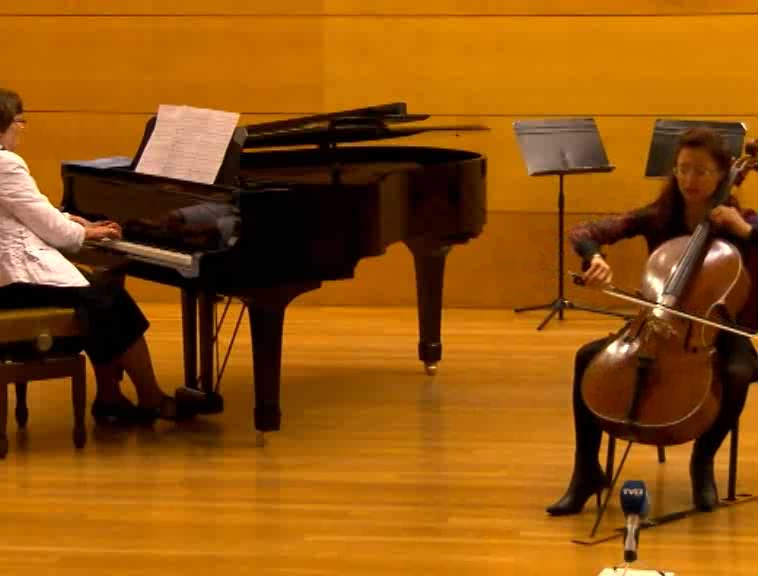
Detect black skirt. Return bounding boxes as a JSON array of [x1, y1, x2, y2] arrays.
[[0, 276, 149, 364]]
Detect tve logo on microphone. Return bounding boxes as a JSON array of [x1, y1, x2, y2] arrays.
[[622, 487, 645, 496]]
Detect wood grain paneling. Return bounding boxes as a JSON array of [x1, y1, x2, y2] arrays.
[[0, 1, 325, 15], [4, 15, 755, 116], [325, 1, 758, 15], [3, 5, 756, 309], [1, 0, 755, 15], [324, 15, 758, 116], [20, 113, 757, 215], [1, 17, 324, 113]]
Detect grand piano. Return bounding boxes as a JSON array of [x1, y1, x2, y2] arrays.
[[60, 103, 487, 441]]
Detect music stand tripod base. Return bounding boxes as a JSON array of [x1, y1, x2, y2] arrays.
[[515, 298, 628, 331]]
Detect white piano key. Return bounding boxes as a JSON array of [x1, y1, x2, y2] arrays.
[[87, 239, 200, 277]]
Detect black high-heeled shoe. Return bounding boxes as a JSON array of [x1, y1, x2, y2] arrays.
[[134, 395, 197, 424], [91, 397, 140, 426], [546, 464, 608, 516], [690, 455, 719, 512]]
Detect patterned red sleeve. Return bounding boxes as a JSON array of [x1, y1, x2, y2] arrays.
[[568, 207, 656, 263]]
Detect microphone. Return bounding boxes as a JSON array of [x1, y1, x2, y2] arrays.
[[619, 480, 649, 563]]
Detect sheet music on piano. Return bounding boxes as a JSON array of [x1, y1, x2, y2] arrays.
[[135, 104, 240, 185]]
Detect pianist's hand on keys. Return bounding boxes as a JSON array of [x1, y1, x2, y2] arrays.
[[69, 215, 122, 241]]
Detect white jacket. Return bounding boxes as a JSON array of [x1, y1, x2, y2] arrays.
[[0, 147, 88, 288]]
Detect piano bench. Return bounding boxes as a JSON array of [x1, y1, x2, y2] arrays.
[[0, 308, 87, 458]]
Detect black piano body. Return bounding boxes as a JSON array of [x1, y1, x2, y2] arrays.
[[60, 103, 487, 436]]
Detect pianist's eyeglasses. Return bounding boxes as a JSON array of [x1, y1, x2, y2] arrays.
[[13, 118, 27, 128]]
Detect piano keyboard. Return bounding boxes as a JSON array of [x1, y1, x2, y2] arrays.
[[88, 239, 200, 277]]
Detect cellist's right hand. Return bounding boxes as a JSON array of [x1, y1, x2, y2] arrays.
[[584, 254, 613, 287]]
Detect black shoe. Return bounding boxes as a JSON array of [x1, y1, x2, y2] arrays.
[[133, 395, 187, 424], [91, 397, 140, 426], [547, 463, 608, 516], [174, 388, 223, 416], [690, 454, 719, 512], [135, 394, 203, 424]]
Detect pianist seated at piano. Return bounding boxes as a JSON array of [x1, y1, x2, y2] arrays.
[[0, 88, 181, 425]]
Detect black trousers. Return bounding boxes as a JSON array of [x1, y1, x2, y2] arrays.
[[572, 330, 757, 465], [0, 277, 149, 365]]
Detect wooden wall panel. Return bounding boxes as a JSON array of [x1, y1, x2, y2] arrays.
[[0, 1, 325, 15], [324, 15, 758, 117], [4, 15, 755, 116], [325, 1, 758, 15], [2, 1, 755, 15], [23, 113, 758, 218], [2, 17, 324, 113], [3, 5, 757, 308]]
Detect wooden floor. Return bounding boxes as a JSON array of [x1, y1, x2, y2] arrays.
[[0, 304, 755, 575]]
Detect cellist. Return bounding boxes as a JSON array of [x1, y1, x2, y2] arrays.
[[547, 127, 758, 516]]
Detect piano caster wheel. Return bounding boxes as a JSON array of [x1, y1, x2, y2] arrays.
[[255, 431, 266, 447], [424, 363, 438, 376]]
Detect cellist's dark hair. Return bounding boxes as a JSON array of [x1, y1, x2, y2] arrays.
[[650, 127, 738, 230]]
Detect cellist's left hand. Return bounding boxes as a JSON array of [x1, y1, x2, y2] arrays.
[[710, 205, 753, 239]]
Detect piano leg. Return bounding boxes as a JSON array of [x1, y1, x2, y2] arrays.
[[248, 304, 283, 447], [181, 289, 198, 390], [175, 289, 225, 418], [244, 282, 321, 445], [406, 240, 451, 376], [198, 291, 215, 394]]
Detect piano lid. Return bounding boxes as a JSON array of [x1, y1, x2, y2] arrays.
[[243, 102, 488, 149], [245, 102, 411, 134]]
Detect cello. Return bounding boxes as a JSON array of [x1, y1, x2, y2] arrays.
[[577, 142, 758, 446]]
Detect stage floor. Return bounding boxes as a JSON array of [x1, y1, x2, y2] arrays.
[[0, 304, 754, 575]]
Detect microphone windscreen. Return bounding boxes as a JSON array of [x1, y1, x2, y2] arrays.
[[620, 480, 649, 516]]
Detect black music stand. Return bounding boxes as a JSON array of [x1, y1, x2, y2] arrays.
[[513, 118, 627, 330], [644, 119, 746, 177]]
